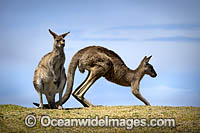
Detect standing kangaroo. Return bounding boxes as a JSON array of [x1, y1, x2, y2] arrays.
[[33, 29, 70, 109]]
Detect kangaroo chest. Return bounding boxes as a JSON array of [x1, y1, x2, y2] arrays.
[[53, 55, 65, 69], [49, 52, 65, 77]]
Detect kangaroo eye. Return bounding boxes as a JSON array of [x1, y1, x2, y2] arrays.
[[56, 40, 59, 43]]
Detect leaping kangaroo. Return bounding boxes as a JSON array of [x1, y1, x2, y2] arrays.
[[34, 46, 157, 108], [33, 29, 70, 109]]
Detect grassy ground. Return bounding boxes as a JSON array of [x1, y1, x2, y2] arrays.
[[0, 104, 200, 132]]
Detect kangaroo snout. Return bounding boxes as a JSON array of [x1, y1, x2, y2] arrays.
[[60, 43, 65, 47], [150, 69, 157, 78], [57, 41, 65, 47], [152, 72, 157, 78]]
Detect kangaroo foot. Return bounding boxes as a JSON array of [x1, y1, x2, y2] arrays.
[[83, 99, 95, 107], [57, 105, 63, 110], [38, 106, 46, 109], [73, 94, 94, 107]]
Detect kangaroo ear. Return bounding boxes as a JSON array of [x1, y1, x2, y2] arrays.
[[49, 29, 58, 38], [61, 31, 70, 38], [146, 55, 152, 62], [141, 56, 147, 63]]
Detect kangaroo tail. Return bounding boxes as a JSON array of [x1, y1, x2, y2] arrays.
[[59, 53, 80, 105], [33, 102, 39, 107]]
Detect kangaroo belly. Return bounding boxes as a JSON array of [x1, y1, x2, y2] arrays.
[[34, 66, 65, 94], [105, 75, 130, 86], [104, 66, 131, 86]]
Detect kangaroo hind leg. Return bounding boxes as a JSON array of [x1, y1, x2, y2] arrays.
[[73, 64, 109, 107], [73, 58, 111, 107], [72, 71, 100, 107], [33, 78, 45, 109], [57, 73, 66, 109]]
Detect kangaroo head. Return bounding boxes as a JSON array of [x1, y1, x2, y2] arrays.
[[140, 56, 157, 78], [49, 29, 70, 49]]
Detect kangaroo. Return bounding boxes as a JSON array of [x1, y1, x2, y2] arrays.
[[33, 29, 70, 109], [34, 46, 157, 108]]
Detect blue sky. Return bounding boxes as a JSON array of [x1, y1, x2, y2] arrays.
[[0, 0, 200, 108]]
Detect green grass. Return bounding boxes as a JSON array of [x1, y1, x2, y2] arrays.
[[0, 104, 200, 132]]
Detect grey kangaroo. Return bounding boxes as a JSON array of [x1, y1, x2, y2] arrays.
[[34, 46, 157, 108], [33, 29, 70, 109]]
